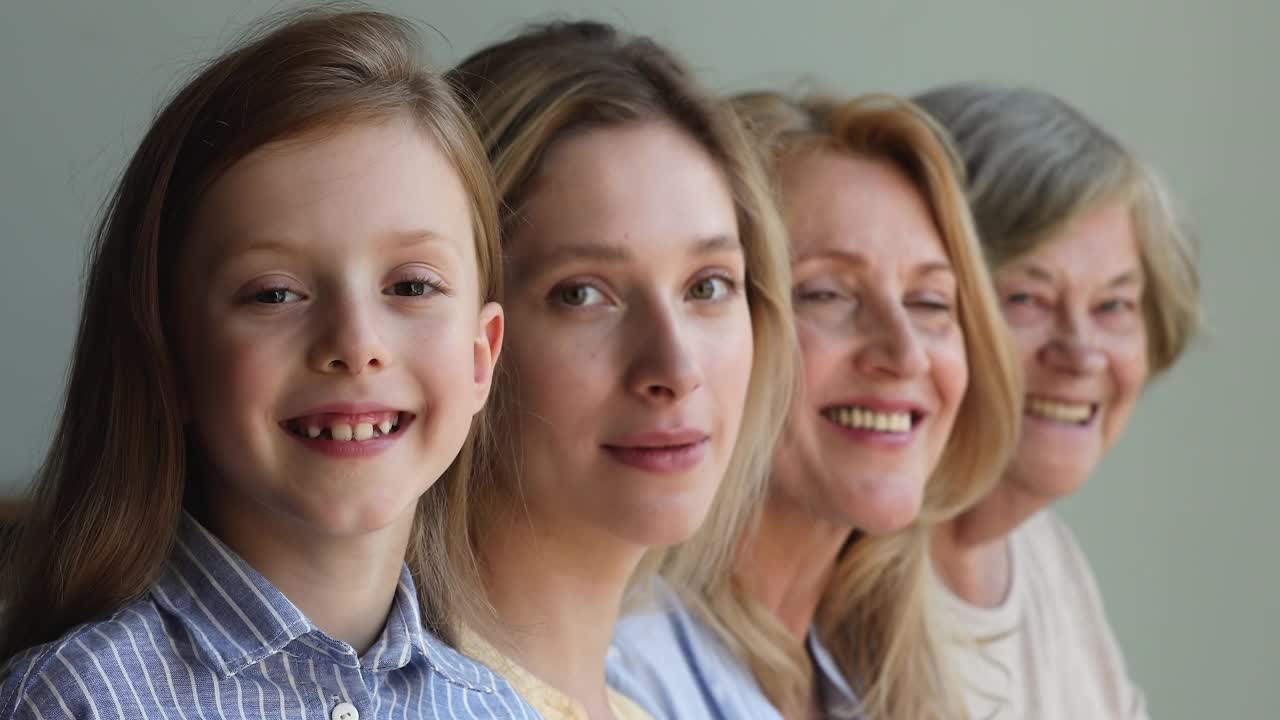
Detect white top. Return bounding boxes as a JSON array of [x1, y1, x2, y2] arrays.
[[932, 510, 1149, 720]]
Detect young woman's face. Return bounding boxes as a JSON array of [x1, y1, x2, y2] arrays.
[[175, 117, 502, 539], [993, 202, 1149, 501], [501, 120, 753, 548], [771, 150, 969, 535]]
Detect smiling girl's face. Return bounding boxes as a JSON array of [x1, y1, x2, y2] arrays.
[[175, 116, 502, 540]]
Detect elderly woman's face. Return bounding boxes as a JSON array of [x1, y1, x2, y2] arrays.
[[993, 201, 1149, 501]]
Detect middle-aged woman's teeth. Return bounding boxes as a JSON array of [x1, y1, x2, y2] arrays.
[[824, 406, 913, 433], [1026, 397, 1094, 424]]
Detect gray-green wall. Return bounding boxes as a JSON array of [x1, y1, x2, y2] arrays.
[[2, 1, 1274, 716]]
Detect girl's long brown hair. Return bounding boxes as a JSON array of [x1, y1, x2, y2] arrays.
[[0, 5, 500, 659]]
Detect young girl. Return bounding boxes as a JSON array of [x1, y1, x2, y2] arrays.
[[609, 94, 1023, 720], [0, 9, 538, 718], [444, 22, 796, 720]]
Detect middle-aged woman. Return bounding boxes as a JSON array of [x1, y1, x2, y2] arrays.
[[609, 92, 1023, 720], [914, 83, 1202, 720]]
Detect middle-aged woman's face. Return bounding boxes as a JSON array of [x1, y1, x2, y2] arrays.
[[993, 201, 1149, 500], [770, 149, 969, 535]]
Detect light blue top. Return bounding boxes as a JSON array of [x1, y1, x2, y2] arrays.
[[0, 513, 543, 719], [608, 579, 861, 720]]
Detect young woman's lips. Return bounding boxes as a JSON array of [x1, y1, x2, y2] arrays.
[[279, 404, 415, 459], [602, 429, 711, 474]]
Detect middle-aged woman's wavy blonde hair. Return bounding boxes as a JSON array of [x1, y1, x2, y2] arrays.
[[913, 83, 1202, 375], [665, 92, 1024, 720], [445, 21, 797, 599]]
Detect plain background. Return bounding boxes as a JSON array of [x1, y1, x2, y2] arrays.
[[1, 1, 1275, 716]]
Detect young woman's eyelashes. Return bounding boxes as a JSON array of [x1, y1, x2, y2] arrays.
[[546, 268, 742, 312], [686, 270, 738, 302], [550, 279, 610, 309]]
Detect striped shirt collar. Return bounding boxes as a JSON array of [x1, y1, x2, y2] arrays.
[[152, 513, 476, 688]]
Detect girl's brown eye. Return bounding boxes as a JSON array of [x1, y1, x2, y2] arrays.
[[254, 288, 298, 304], [392, 281, 427, 297], [561, 286, 591, 305]]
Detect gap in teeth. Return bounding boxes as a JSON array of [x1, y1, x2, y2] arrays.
[[826, 406, 913, 433], [291, 412, 403, 441]]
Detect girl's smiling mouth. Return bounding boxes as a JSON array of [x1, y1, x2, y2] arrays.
[[282, 409, 412, 443]]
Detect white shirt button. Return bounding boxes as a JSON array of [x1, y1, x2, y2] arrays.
[[331, 702, 358, 720]]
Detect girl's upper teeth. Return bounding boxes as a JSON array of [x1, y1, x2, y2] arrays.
[[292, 412, 402, 441], [826, 406, 913, 433]]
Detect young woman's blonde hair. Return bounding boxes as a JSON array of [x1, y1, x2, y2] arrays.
[[0, 6, 500, 658], [665, 92, 1024, 720], [914, 83, 1201, 375], [445, 21, 796, 595]]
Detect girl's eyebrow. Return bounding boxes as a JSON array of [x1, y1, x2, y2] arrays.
[[385, 228, 448, 249], [222, 228, 450, 260]]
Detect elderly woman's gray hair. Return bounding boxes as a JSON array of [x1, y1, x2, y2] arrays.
[[914, 83, 1201, 375]]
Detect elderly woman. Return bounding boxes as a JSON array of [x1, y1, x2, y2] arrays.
[[915, 84, 1201, 720]]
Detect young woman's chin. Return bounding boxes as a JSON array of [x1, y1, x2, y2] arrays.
[[603, 489, 720, 549]]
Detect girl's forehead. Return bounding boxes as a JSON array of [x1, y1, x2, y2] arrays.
[[184, 119, 478, 272]]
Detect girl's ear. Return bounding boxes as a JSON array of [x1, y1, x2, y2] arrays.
[[470, 301, 505, 412]]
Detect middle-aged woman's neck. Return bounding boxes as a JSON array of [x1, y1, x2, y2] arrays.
[[931, 473, 1055, 607], [736, 482, 852, 642], [479, 505, 645, 719]]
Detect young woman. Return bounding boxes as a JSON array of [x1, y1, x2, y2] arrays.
[[0, 9, 538, 718], [443, 21, 796, 720], [610, 93, 1023, 720], [916, 83, 1201, 720]]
